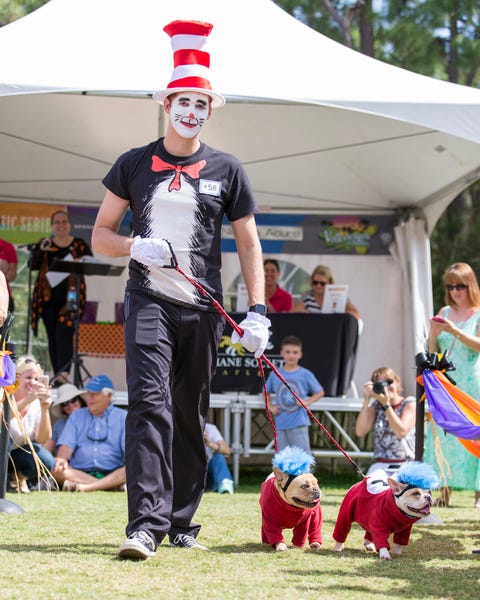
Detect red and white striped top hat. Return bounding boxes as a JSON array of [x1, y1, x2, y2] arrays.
[[154, 20, 225, 108]]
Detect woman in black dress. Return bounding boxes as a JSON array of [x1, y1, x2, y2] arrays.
[[30, 210, 92, 381]]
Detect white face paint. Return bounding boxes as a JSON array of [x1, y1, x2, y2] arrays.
[[169, 92, 210, 139]]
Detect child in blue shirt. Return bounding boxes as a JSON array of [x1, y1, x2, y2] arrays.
[[266, 335, 324, 453]]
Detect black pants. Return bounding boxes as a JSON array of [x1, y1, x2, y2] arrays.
[[41, 296, 74, 374], [123, 291, 224, 544]]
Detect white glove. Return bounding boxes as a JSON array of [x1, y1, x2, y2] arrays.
[[232, 312, 271, 358], [130, 236, 171, 268]]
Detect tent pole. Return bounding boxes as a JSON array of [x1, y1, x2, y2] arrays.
[[415, 358, 425, 461]]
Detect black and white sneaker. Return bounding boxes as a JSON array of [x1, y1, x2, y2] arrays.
[[169, 534, 208, 550], [118, 530, 156, 560]]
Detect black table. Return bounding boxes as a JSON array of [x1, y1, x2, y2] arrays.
[[211, 313, 359, 397]]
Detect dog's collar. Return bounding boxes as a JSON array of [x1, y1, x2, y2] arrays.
[[281, 474, 298, 493]]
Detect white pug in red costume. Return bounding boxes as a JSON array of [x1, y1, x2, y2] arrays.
[[333, 461, 438, 560], [259, 446, 323, 552]]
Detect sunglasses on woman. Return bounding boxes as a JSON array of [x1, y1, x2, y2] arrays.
[[60, 398, 80, 408], [312, 280, 328, 287], [446, 284, 467, 291]]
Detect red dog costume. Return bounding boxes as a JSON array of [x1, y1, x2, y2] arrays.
[[332, 475, 420, 551], [260, 476, 323, 548]]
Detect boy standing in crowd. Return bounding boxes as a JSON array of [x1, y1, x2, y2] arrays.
[[266, 335, 324, 453]]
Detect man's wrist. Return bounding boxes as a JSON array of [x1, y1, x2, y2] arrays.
[[248, 304, 267, 315]]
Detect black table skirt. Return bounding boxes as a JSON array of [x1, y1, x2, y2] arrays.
[[211, 313, 359, 397]]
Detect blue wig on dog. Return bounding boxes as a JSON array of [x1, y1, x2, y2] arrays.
[[396, 461, 439, 489], [272, 446, 315, 475]]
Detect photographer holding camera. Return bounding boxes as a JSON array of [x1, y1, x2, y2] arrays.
[[355, 367, 416, 476]]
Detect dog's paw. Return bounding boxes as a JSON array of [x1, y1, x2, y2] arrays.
[[309, 542, 322, 550], [364, 541, 375, 552], [275, 542, 288, 552], [378, 547, 392, 560], [333, 542, 344, 552], [391, 544, 402, 556]]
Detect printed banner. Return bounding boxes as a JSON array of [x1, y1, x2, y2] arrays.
[[221, 213, 395, 255], [0, 201, 132, 246]]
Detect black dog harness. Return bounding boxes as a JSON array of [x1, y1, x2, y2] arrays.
[[281, 474, 298, 493]]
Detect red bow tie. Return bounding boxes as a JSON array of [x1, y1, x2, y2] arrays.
[[151, 156, 206, 192]]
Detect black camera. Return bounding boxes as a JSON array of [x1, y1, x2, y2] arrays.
[[372, 379, 393, 394]]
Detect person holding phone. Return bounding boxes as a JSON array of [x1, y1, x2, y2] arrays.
[[426, 262, 480, 508], [29, 210, 92, 383], [8, 355, 55, 492]]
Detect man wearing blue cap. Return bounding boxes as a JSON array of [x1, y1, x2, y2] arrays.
[[52, 375, 127, 492]]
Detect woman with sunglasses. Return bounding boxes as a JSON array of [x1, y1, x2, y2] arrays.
[[29, 210, 92, 384], [293, 264, 361, 319], [427, 262, 480, 508], [8, 355, 55, 492], [43, 383, 86, 456]]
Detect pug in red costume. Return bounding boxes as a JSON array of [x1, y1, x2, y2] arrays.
[[333, 461, 438, 560], [260, 446, 323, 552]]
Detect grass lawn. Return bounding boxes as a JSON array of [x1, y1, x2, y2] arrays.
[[0, 469, 478, 600]]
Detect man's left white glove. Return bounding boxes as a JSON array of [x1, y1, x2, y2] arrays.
[[130, 236, 171, 269], [232, 312, 271, 358]]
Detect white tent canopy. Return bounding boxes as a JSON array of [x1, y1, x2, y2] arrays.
[[1, 0, 480, 392], [1, 0, 480, 225]]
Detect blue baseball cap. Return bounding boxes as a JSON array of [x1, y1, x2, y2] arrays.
[[83, 374, 114, 393]]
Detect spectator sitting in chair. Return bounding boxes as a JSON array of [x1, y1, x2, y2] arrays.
[[204, 422, 234, 495], [52, 375, 126, 492]]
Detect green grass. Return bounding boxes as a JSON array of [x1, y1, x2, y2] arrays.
[[0, 470, 478, 600]]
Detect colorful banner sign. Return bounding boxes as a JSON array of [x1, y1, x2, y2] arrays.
[[0, 201, 132, 246], [222, 213, 395, 255]]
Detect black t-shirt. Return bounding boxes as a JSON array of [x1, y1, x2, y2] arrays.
[[103, 139, 257, 310]]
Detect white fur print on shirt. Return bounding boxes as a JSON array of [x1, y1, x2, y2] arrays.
[[146, 176, 201, 304]]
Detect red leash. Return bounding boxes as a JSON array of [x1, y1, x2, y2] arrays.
[[165, 247, 364, 476]]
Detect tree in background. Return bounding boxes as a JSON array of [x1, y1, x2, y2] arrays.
[[275, 0, 480, 306], [0, 0, 48, 27], [275, 0, 480, 86], [430, 183, 480, 312], [377, 0, 480, 86]]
